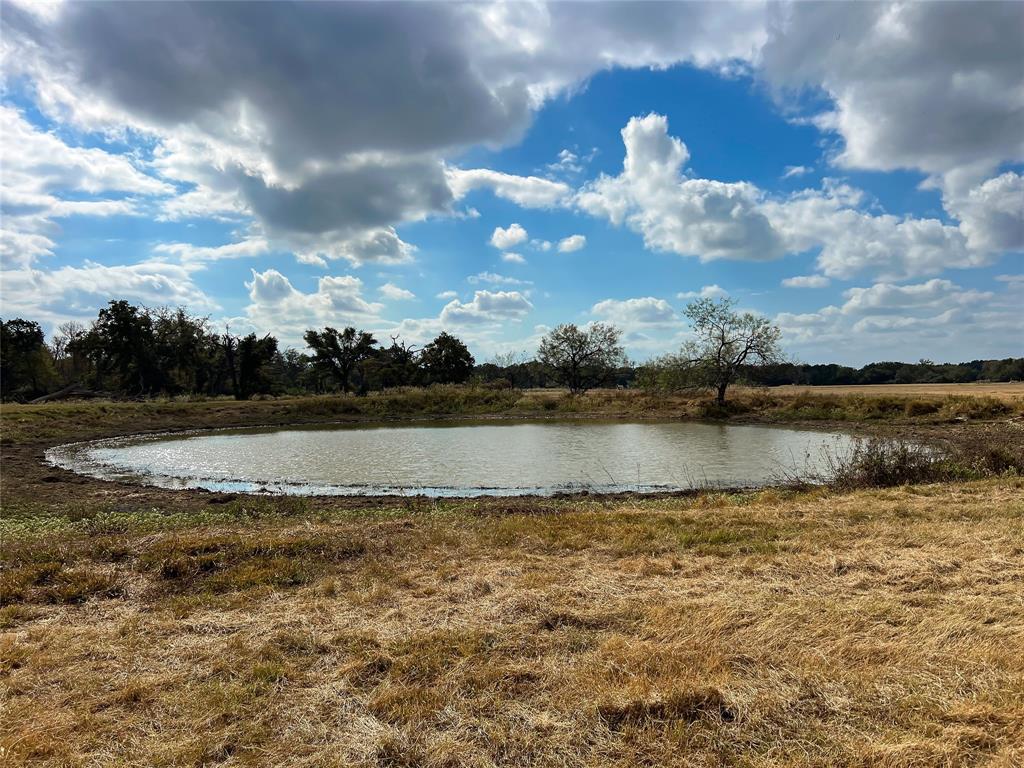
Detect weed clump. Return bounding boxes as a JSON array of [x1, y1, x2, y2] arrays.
[[817, 434, 1023, 490]]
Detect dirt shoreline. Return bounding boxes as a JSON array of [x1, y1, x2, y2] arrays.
[[6, 402, 1007, 511]]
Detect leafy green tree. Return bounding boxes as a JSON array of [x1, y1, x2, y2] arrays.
[[420, 332, 474, 384], [303, 326, 378, 393], [538, 323, 625, 394], [366, 336, 420, 389], [80, 300, 161, 394], [236, 333, 279, 398], [151, 307, 217, 394], [1, 318, 56, 400]]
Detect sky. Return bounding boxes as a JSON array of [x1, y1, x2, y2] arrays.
[[0, 0, 1021, 366]]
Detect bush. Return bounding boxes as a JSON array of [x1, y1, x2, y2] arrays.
[[811, 432, 1023, 490], [904, 400, 940, 417], [826, 440, 942, 489]]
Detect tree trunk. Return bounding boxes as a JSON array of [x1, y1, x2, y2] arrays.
[[716, 381, 728, 406]]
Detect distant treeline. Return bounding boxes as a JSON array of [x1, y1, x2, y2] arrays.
[[742, 359, 1024, 387], [1, 300, 1021, 402]]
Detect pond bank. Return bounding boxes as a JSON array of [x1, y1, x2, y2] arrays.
[[2, 386, 1022, 513]]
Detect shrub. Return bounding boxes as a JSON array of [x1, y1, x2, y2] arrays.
[[904, 400, 940, 417]]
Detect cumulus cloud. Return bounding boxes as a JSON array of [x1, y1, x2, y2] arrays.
[[289, 227, 417, 268], [379, 282, 415, 301], [0, 260, 216, 326], [435, 290, 458, 300], [0, 0, 775, 270], [547, 149, 584, 175], [761, 2, 1024, 193], [153, 238, 270, 264], [762, 185, 980, 280], [839, 278, 991, 315], [580, 112, 1010, 280], [243, 268, 385, 343], [557, 234, 586, 253], [3, 0, 1021, 358], [500, 252, 526, 264], [577, 114, 785, 262], [489, 224, 529, 250], [449, 168, 571, 208], [775, 277, 1017, 364], [677, 285, 729, 299], [591, 297, 675, 325], [949, 172, 1024, 254], [781, 275, 830, 288], [439, 290, 533, 326]]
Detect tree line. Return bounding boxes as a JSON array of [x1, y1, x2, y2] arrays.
[[1, 297, 1021, 403], [0, 300, 476, 402]]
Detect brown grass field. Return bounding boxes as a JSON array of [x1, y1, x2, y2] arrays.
[[2, 386, 1023, 767], [772, 382, 1024, 401]]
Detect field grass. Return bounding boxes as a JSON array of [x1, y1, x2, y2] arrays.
[[2, 386, 1023, 766], [2, 382, 1022, 447], [773, 382, 1024, 400]]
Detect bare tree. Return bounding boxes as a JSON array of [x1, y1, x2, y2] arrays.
[[538, 323, 626, 394], [679, 298, 783, 405]]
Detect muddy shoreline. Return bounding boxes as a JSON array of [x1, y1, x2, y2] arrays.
[[5, 402, 1019, 511]]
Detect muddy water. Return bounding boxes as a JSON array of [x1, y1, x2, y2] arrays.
[[47, 419, 856, 497]]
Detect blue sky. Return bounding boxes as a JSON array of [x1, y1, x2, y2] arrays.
[[1, 1, 1021, 366]]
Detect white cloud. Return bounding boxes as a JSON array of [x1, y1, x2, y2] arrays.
[[500, 252, 526, 264], [0, 105, 171, 198], [577, 113, 784, 262], [950, 172, 1024, 254], [0, 105, 172, 268], [579, 110, 1017, 281], [676, 284, 729, 299], [762, 2, 1024, 195], [435, 290, 458, 300], [781, 275, 830, 288], [467, 271, 531, 287], [379, 282, 415, 301], [153, 237, 270, 263], [557, 234, 586, 253], [782, 165, 812, 179], [439, 290, 533, 326], [591, 297, 675, 325], [775, 277, 1019, 364], [489, 223, 529, 250], [302, 227, 417, 267], [546, 149, 583, 175], [0, 260, 216, 328], [243, 268, 385, 344], [450, 168, 571, 208], [840, 279, 991, 315]]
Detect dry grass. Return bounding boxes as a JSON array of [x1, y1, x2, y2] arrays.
[[2, 391, 1023, 766], [773, 382, 1024, 401], [2, 480, 1023, 767]]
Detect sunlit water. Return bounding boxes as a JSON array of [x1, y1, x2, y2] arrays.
[[47, 420, 856, 497]]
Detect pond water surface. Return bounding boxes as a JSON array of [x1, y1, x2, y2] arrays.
[[47, 420, 856, 497]]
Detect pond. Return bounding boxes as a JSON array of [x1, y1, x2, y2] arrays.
[[47, 420, 856, 497]]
